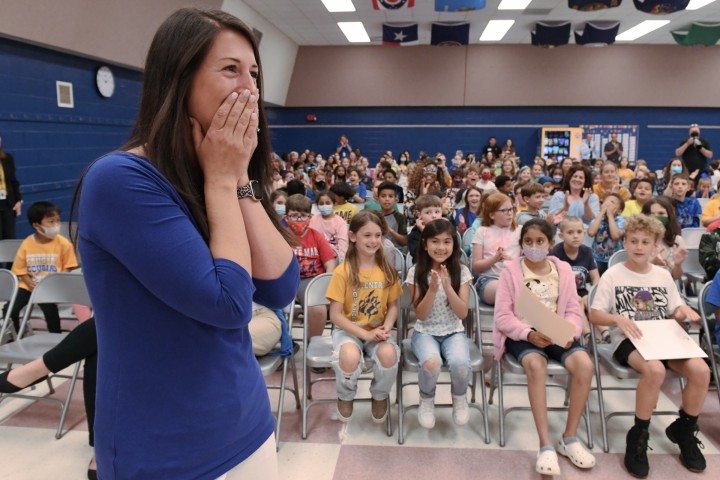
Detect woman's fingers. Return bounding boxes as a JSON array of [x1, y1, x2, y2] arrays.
[[228, 91, 254, 135], [209, 91, 240, 132]]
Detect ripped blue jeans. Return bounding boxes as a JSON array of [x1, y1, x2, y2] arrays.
[[331, 328, 399, 401], [411, 331, 471, 399]]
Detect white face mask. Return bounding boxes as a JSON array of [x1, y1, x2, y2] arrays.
[[318, 205, 334, 216], [39, 225, 61, 239]]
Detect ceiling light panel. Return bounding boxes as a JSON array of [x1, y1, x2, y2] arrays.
[[338, 22, 370, 43], [687, 0, 716, 9], [616, 20, 670, 41], [322, 0, 356, 13], [498, 0, 533, 9], [480, 20, 515, 41]]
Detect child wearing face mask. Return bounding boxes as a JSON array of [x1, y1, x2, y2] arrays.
[[495, 219, 595, 477], [286, 194, 337, 339], [3, 201, 78, 334], [310, 191, 349, 262]]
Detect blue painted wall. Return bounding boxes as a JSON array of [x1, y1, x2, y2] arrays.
[[266, 107, 720, 171], [0, 36, 142, 238]]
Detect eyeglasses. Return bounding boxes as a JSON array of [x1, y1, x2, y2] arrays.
[[287, 213, 311, 221], [496, 207, 515, 215], [690, 123, 699, 127]]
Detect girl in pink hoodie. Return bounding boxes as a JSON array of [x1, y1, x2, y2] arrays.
[[494, 219, 595, 477]]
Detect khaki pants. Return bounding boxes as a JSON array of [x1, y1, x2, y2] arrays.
[[248, 306, 282, 356]]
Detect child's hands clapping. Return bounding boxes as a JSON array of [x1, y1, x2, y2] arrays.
[[429, 270, 441, 292], [439, 264, 451, 293], [672, 245, 688, 265], [494, 247, 506, 263]]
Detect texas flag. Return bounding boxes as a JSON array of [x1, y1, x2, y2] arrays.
[[373, 0, 415, 10], [383, 23, 419, 45]]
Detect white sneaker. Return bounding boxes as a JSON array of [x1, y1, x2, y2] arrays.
[[452, 394, 470, 426], [417, 397, 435, 429]]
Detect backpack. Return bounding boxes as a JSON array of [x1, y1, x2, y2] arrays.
[[699, 227, 720, 282]]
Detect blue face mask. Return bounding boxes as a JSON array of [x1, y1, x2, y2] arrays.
[[274, 204, 286, 216], [671, 165, 682, 175], [318, 205, 334, 216], [553, 176, 563, 183]]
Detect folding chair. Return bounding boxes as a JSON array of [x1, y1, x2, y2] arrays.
[[0, 269, 19, 344], [0, 272, 91, 439], [389, 245, 406, 280], [396, 285, 490, 444], [587, 285, 682, 453], [461, 228, 475, 256], [681, 228, 705, 250], [0, 239, 23, 264], [493, 344, 594, 448], [257, 304, 301, 450], [697, 282, 720, 407], [607, 249, 627, 268], [300, 273, 393, 439], [681, 249, 705, 310]]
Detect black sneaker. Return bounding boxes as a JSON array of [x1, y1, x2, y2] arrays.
[[625, 425, 651, 478], [666, 418, 706, 472]]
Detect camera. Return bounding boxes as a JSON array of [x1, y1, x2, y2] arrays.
[[691, 132, 699, 138]]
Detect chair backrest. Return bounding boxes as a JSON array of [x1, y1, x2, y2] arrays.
[[608, 249, 627, 268], [698, 197, 710, 210], [0, 269, 19, 342], [682, 249, 704, 278], [462, 228, 475, 253], [681, 227, 706, 250], [17, 272, 91, 337], [405, 251, 414, 270], [303, 273, 333, 310], [390, 245, 405, 279], [0, 239, 23, 263]]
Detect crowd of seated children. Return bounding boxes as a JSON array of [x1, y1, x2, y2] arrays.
[[590, 214, 709, 478]]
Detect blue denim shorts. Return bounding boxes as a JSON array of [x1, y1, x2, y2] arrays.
[[505, 337, 586, 366], [475, 274, 499, 303]]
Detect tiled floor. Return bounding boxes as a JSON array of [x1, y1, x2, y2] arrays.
[[1, 357, 719, 480]]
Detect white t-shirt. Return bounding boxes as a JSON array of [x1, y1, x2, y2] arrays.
[[406, 264, 473, 336], [590, 262, 684, 352], [471, 225, 520, 277]]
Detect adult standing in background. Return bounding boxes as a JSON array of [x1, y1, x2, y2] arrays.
[[603, 132, 623, 164], [580, 133, 600, 162], [74, 8, 298, 480], [0, 136, 23, 239], [482, 136, 502, 159], [676, 123, 713, 182], [336, 134, 352, 158]]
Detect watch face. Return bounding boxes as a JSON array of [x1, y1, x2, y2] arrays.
[[251, 181, 262, 200], [96, 66, 115, 98]]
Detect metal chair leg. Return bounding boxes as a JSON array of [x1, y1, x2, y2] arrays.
[[479, 366, 491, 444], [274, 358, 289, 451], [289, 354, 301, 409], [55, 362, 81, 439], [497, 361, 505, 447]]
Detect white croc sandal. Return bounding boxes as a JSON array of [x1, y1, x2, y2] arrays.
[[536, 449, 561, 476], [558, 438, 596, 469]]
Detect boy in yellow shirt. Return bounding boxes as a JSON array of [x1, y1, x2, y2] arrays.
[[4, 201, 78, 334]]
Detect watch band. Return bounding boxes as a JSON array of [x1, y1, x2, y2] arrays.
[[237, 180, 261, 201]]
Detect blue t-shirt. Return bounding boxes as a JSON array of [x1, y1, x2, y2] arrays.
[[676, 196, 701, 229], [704, 269, 720, 345], [550, 243, 598, 295], [79, 152, 299, 480]]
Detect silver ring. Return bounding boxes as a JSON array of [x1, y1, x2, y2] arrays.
[[257, 128, 260, 133]]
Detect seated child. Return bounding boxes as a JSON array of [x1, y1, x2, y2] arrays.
[[550, 216, 607, 343], [590, 214, 709, 478], [642, 197, 687, 281], [407, 219, 473, 428], [377, 181, 407, 250], [347, 168, 367, 204], [408, 194, 444, 263], [330, 182, 358, 225], [327, 211, 402, 424], [516, 183, 564, 226], [622, 178, 654, 218], [455, 186, 481, 234], [310, 191, 349, 262], [669, 173, 701, 229], [286, 194, 337, 339], [694, 176, 715, 199], [495, 219, 596, 476], [271, 190, 288, 218], [4, 201, 78, 334], [587, 193, 626, 275], [471, 193, 520, 305]]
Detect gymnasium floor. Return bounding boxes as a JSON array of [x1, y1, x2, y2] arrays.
[[1, 346, 718, 480]]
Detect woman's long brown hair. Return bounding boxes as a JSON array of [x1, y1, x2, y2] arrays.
[[70, 8, 293, 245]]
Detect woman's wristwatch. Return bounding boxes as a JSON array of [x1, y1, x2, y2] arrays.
[[237, 180, 262, 201]]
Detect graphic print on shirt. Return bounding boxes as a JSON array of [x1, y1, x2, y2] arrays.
[[356, 281, 385, 327], [614, 286, 668, 321], [524, 280, 555, 311], [294, 246, 322, 278], [26, 253, 60, 283]]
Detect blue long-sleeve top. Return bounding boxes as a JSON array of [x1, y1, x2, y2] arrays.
[[548, 191, 600, 225], [78, 152, 299, 480]]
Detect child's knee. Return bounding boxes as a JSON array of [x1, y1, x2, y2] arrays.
[[422, 355, 441, 374], [642, 361, 667, 385], [522, 354, 547, 376], [338, 344, 361, 372], [687, 359, 711, 385], [375, 342, 398, 368]]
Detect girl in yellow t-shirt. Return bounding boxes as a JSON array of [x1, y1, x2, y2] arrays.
[[326, 210, 402, 424]]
